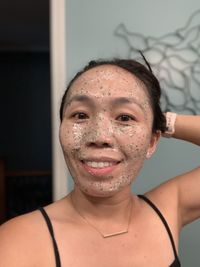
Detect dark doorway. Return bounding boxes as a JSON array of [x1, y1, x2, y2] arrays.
[[0, 0, 52, 223]]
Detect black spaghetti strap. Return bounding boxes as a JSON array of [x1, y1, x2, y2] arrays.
[[138, 195, 180, 261], [38, 207, 61, 267]]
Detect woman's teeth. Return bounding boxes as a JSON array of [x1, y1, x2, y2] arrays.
[[84, 161, 116, 168]]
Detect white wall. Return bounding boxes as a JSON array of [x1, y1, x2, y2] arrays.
[[63, 0, 200, 265]]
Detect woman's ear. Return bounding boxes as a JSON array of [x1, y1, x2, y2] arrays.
[[146, 130, 161, 159]]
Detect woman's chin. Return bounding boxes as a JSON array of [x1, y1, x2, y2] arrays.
[[76, 183, 124, 198]]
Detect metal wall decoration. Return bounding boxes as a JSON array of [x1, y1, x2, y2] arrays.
[[114, 10, 200, 114]]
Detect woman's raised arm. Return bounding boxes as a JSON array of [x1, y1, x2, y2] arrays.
[[170, 114, 200, 226], [173, 114, 200, 146]]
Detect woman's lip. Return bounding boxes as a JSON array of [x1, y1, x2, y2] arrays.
[[81, 160, 120, 176], [81, 157, 121, 162]]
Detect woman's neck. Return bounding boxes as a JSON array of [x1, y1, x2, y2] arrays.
[[70, 187, 135, 238]]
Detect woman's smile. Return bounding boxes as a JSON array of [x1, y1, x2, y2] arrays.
[[81, 160, 119, 176], [80, 157, 121, 177]]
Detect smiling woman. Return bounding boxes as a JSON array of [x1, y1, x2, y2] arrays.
[[0, 58, 200, 267]]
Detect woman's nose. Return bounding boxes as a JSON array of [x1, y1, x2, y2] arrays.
[[85, 118, 114, 148]]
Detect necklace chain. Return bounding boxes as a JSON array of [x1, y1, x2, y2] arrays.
[[70, 194, 133, 238]]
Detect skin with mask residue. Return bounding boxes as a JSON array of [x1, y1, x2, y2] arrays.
[[59, 65, 160, 197]]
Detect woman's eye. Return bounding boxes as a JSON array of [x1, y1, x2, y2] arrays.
[[72, 112, 88, 120], [117, 114, 135, 122]]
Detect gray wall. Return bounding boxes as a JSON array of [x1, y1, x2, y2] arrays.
[[66, 1, 200, 265]]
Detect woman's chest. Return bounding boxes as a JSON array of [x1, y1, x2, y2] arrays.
[[56, 227, 175, 267]]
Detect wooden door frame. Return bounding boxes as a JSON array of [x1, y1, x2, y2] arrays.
[[50, 0, 69, 201]]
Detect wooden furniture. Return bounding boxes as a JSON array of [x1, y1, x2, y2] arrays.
[[0, 160, 51, 224]]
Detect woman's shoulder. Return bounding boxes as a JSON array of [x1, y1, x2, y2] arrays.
[[0, 195, 71, 233], [143, 176, 179, 218], [0, 200, 66, 267], [0, 209, 41, 241], [0, 209, 42, 266], [142, 177, 181, 232]]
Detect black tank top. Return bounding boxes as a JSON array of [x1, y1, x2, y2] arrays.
[[38, 195, 181, 267]]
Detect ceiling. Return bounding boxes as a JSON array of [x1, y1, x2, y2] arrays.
[[0, 0, 49, 51]]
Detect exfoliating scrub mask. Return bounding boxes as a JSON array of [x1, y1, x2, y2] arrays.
[[60, 65, 158, 197]]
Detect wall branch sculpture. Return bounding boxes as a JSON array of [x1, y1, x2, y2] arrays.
[[114, 10, 200, 114]]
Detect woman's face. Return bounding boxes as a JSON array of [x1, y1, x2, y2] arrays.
[[59, 65, 160, 197]]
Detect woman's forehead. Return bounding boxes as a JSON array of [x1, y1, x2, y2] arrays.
[[68, 65, 150, 100]]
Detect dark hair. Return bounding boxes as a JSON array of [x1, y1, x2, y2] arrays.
[[60, 58, 166, 133]]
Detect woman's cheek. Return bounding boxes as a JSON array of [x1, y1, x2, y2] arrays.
[[71, 123, 85, 149], [116, 124, 151, 157], [62, 122, 92, 162], [60, 123, 81, 152]]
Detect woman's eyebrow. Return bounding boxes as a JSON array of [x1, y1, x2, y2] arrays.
[[65, 95, 147, 113], [66, 94, 95, 106], [111, 97, 146, 112]]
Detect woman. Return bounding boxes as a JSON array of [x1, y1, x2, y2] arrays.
[[0, 59, 200, 267]]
